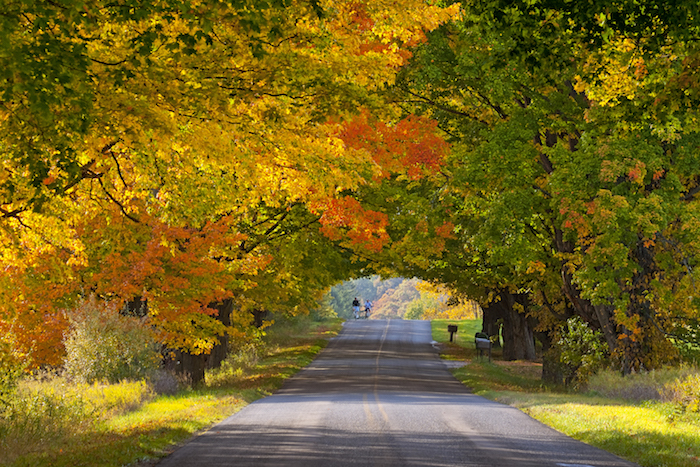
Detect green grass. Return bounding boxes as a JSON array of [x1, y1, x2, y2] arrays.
[[430, 319, 486, 360], [0, 317, 343, 467], [432, 319, 700, 467]]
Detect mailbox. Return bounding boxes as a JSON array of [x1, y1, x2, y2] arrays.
[[475, 337, 491, 349], [447, 324, 458, 342], [474, 334, 492, 362]]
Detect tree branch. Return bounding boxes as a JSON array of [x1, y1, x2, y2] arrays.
[[97, 178, 140, 223]]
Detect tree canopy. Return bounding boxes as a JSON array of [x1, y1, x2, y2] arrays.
[[383, 0, 700, 373], [0, 0, 458, 366], [2, 0, 699, 379]]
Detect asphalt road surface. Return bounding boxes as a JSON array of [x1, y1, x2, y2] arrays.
[[157, 319, 639, 467]]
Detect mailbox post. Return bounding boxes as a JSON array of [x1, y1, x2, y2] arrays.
[[474, 332, 492, 362], [447, 324, 458, 342]]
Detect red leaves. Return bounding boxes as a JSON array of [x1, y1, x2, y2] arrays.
[[315, 196, 389, 253], [338, 111, 449, 180], [349, 2, 374, 32], [435, 221, 456, 239]]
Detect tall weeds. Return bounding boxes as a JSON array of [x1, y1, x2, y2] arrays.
[[0, 376, 153, 465], [587, 366, 699, 402]]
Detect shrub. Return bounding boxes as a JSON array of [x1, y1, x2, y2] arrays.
[[63, 296, 160, 384], [661, 372, 700, 412], [0, 340, 25, 408], [0, 374, 155, 464], [150, 368, 185, 395], [556, 317, 609, 389], [587, 366, 694, 401], [0, 386, 92, 464], [207, 342, 260, 387]]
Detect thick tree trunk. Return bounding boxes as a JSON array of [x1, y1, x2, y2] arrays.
[[176, 298, 235, 386], [593, 304, 618, 354], [481, 302, 504, 347], [252, 308, 269, 328], [537, 331, 563, 384], [207, 298, 234, 370], [178, 351, 207, 387], [500, 291, 537, 361], [481, 290, 536, 361]]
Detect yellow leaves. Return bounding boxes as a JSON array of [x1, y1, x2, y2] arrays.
[[0, 0, 465, 364], [575, 38, 648, 106]]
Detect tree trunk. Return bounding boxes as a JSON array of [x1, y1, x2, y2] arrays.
[[178, 351, 207, 387], [207, 298, 234, 370], [481, 301, 504, 347], [251, 308, 269, 328], [500, 291, 537, 361], [481, 290, 536, 361], [537, 331, 564, 384], [176, 299, 235, 386]]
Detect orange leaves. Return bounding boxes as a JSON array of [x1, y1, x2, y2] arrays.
[[348, 2, 374, 32], [559, 200, 591, 238], [435, 221, 456, 240], [314, 196, 389, 253], [338, 111, 449, 180], [627, 160, 647, 184]]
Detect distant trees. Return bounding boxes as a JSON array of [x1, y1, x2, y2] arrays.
[[325, 277, 480, 320]]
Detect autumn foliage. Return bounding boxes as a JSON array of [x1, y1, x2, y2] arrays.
[[0, 0, 458, 370], [338, 112, 449, 180]]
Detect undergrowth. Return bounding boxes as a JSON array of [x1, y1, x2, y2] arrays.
[[432, 319, 700, 467], [0, 315, 342, 467]]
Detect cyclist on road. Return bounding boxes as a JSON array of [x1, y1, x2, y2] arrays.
[[352, 297, 360, 319]]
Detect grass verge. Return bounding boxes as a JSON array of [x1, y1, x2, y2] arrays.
[[1, 317, 343, 467], [432, 319, 700, 467]]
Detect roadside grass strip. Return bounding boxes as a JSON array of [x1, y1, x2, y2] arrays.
[[432, 319, 700, 467], [0, 318, 343, 467]]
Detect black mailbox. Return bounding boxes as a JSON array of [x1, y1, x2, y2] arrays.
[[447, 324, 458, 342]]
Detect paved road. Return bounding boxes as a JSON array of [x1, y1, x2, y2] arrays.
[[157, 320, 638, 467]]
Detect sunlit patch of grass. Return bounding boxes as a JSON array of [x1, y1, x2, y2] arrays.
[[1, 377, 156, 466], [431, 319, 482, 353], [452, 361, 549, 395], [431, 319, 700, 467], [2, 317, 343, 467], [521, 398, 700, 467], [450, 363, 700, 467]]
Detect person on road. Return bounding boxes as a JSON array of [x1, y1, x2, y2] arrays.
[[352, 297, 360, 319], [364, 300, 372, 318]]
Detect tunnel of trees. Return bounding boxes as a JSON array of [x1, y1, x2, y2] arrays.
[[1, 0, 699, 385]]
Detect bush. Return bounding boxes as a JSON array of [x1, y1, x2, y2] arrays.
[[0, 340, 25, 408], [587, 366, 694, 401], [150, 368, 186, 395], [556, 317, 609, 389], [661, 372, 700, 412], [0, 374, 155, 464], [63, 296, 161, 384], [206, 342, 260, 387]]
